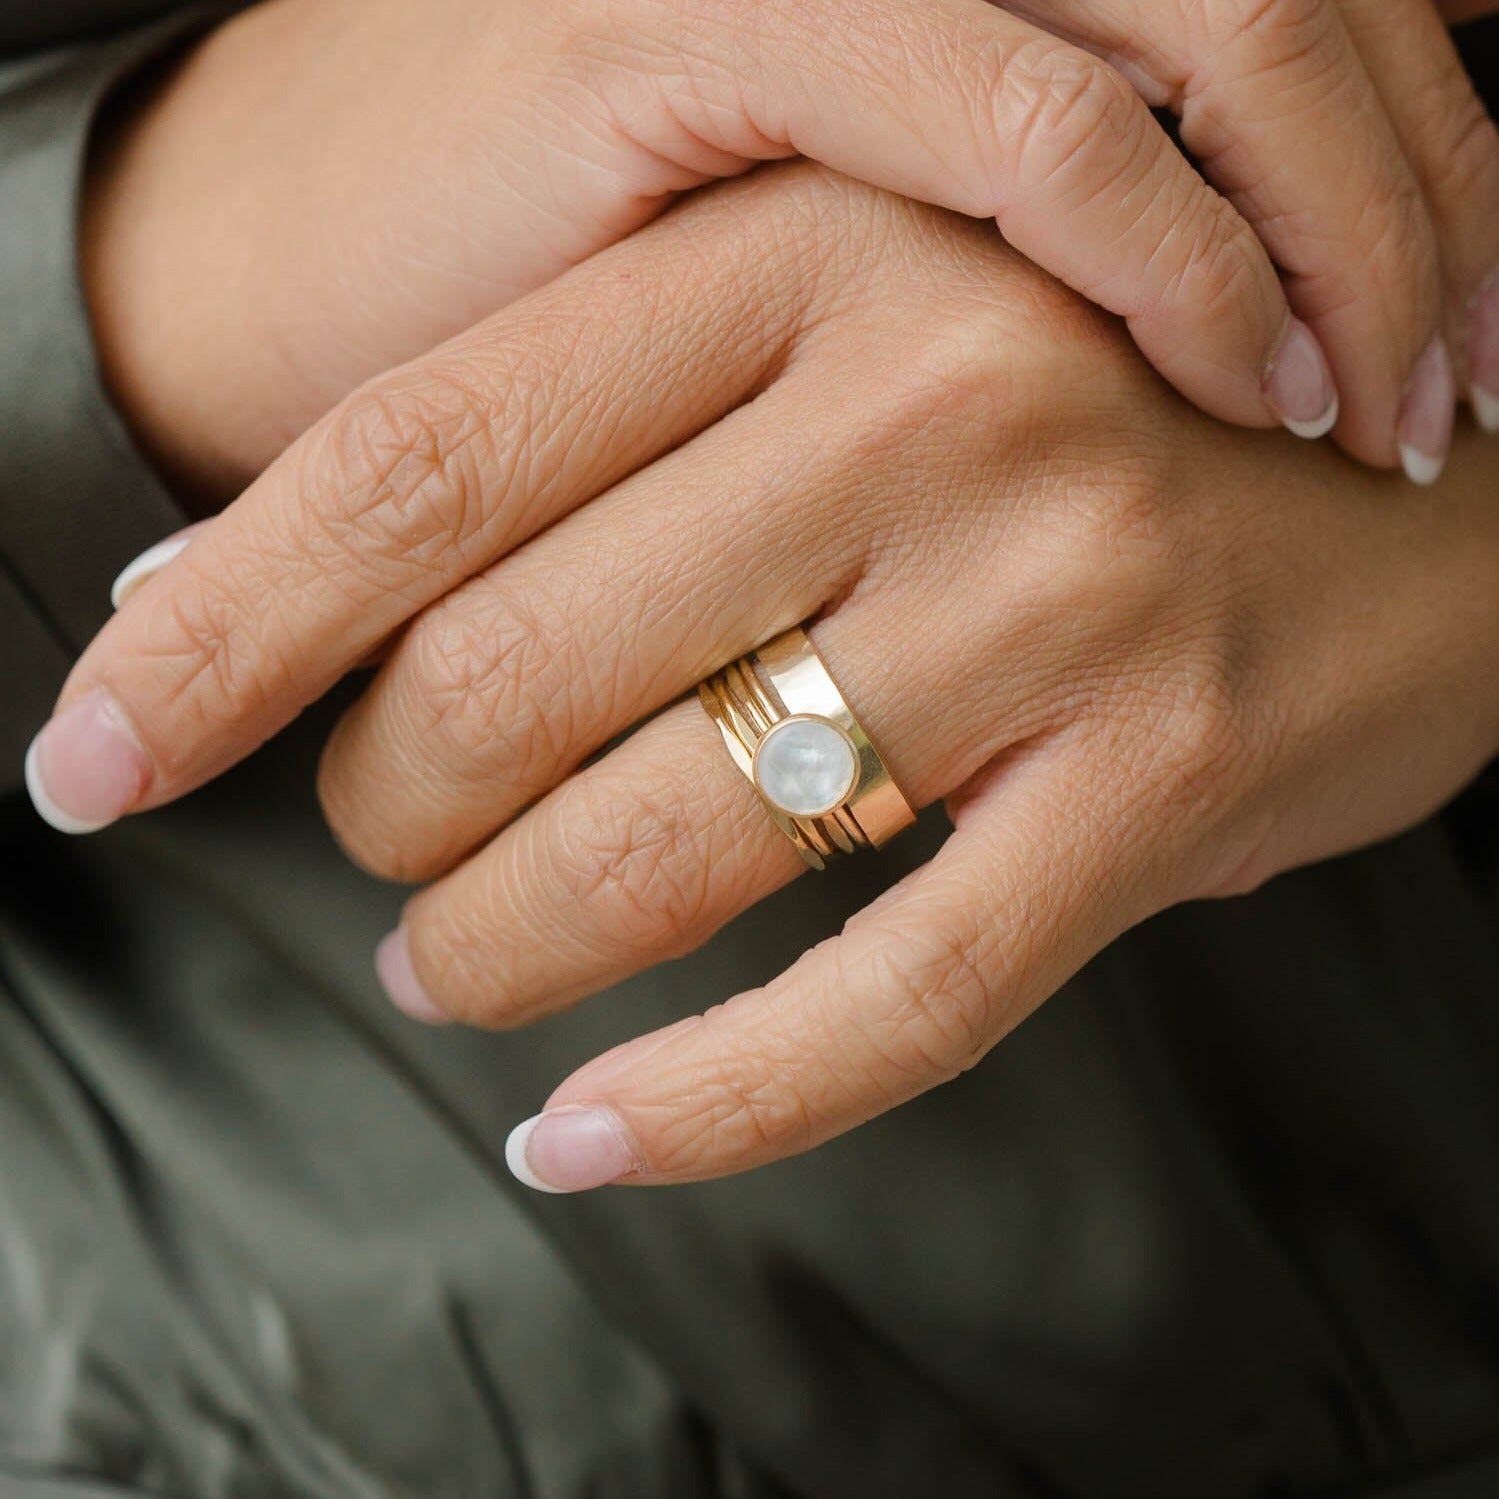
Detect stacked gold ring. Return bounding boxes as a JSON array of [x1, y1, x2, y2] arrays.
[[698, 625, 915, 870]]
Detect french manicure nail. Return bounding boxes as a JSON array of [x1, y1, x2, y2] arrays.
[[1470, 270, 1499, 434], [1264, 317, 1339, 440], [505, 1105, 640, 1193], [109, 523, 204, 610], [1398, 337, 1456, 486], [24, 690, 152, 834], [374, 927, 449, 1024]]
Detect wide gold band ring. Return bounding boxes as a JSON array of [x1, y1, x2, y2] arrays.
[[698, 625, 916, 870]]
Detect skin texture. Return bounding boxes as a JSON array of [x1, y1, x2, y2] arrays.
[[45, 163, 1499, 1187], [81, 0, 1499, 503]]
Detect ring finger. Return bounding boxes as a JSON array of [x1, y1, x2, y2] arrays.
[[359, 507, 1099, 1030], [315, 378, 870, 885], [315, 256, 1124, 883]]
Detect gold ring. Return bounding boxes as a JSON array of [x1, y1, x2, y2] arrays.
[[698, 625, 916, 870]]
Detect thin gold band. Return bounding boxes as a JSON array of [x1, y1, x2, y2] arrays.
[[698, 625, 916, 870]]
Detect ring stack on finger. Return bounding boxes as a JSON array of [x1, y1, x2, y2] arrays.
[[699, 625, 915, 870]]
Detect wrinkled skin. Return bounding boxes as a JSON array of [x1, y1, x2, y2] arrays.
[[85, 0, 1499, 499], [51, 162, 1499, 1187]]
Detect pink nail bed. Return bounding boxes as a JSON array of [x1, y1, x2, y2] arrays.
[[24, 690, 152, 834], [1263, 318, 1338, 440], [1398, 337, 1456, 486], [505, 1106, 639, 1193], [374, 927, 449, 1024]]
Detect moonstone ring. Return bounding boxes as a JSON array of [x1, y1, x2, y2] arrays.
[[698, 626, 915, 870]]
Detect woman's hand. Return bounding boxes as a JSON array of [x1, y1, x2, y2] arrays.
[[35, 164, 1499, 1187], [87, 0, 1499, 497]]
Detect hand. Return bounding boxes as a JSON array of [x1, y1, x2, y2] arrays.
[[33, 163, 1499, 1186], [87, 0, 1499, 498]]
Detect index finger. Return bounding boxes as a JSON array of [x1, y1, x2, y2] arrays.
[[23, 192, 809, 833]]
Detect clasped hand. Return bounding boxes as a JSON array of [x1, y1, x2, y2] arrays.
[[26, 0, 1499, 1189], [38, 162, 1499, 1188]]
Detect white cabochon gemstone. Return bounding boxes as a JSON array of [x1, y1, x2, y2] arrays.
[[753, 716, 859, 818]]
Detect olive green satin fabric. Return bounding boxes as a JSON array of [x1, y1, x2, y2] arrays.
[[3, 6, 1499, 1496], [3, 696, 1499, 1497]]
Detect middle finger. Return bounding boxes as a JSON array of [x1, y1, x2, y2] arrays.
[[341, 426, 1134, 1026], [317, 274, 1131, 884]]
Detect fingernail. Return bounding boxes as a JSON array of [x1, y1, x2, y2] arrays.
[[1263, 317, 1338, 440], [109, 524, 204, 610], [24, 690, 152, 834], [374, 927, 449, 1024], [1470, 270, 1499, 433], [505, 1105, 640, 1193], [1398, 337, 1456, 486]]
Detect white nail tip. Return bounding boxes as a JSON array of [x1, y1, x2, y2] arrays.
[[1282, 395, 1339, 442], [23, 737, 111, 835], [109, 534, 192, 611], [504, 1115, 567, 1194], [1474, 387, 1499, 435], [1400, 444, 1445, 487]]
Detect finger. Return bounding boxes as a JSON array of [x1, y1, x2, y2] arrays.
[[501, 733, 1162, 1191], [612, 0, 1307, 432], [317, 200, 1133, 882], [27, 179, 819, 834], [317, 392, 853, 883], [1177, 0, 1453, 475], [373, 536, 1118, 1030], [1019, 0, 1449, 470], [1337, 0, 1499, 436], [316, 294, 1025, 883]]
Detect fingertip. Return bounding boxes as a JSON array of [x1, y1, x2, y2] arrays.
[[504, 1106, 639, 1193], [375, 927, 450, 1024], [23, 691, 152, 835], [504, 1115, 565, 1193], [1264, 318, 1339, 441], [25, 735, 113, 835], [1398, 337, 1456, 486], [1283, 397, 1340, 443]]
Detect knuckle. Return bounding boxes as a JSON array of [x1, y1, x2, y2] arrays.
[[994, 42, 1145, 199], [140, 559, 297, 769], [407, 592, 569, 791], [844, 285, 1131, 468], [314, 594, 568, 887], [553, 771, 719, 956], [1156, 192, 1265, 333], [1291, 167, 1438, 332], [860, 918, 1000, 1078], [854, 312, 1019, 452], [1047, 465, 1183, 620], [1136, 644, 1259, 818], [309, 364, 499, 582], [1207, 0, 1338, 74]]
